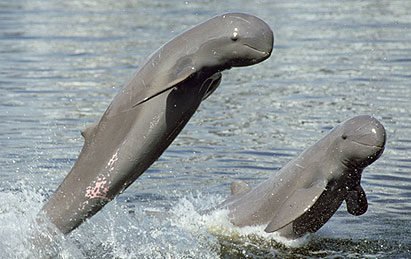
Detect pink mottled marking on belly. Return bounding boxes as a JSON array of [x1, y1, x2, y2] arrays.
[[85, 176, 110, 199]]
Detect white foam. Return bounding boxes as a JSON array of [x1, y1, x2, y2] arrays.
[[0, 185, 309, 258], [0, 181, 86, 258], [170, 194, 311, 249]]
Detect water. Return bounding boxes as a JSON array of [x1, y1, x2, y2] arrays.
[[1, 0, 410, 257]]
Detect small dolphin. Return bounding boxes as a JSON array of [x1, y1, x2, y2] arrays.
[[40, 13, 274, 234], [220, 115, 386, 239]]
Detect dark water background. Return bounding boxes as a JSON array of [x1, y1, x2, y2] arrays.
[[1, 0, 410, 258]]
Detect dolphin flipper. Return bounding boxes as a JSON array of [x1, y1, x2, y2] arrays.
[[265, 179, 327, 233], [132, 57, 198, 107], [345, 185, 368, 216], [132, 75, 193, 107], [201, 73, 222, 101]]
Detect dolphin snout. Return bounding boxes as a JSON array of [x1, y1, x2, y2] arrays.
[[351, 116, 386, 149], [226, 12, 274, 59], [249, 20, 274, 59]]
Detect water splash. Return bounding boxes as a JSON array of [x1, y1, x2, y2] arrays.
[[169, 193, 310, 257], [0, 185, 408, 258], [0, 184, 306, 258], [0, 182, 84, 258]]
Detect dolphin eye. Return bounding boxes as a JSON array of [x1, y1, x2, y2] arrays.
[[342, 135, 347, 140]]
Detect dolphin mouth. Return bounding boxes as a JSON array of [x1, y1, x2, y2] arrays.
[[243, 43, 271, 57], [351, 140, 384, 149]]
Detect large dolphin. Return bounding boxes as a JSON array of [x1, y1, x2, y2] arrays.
[[40, 13, 274, 234], [220, 115, 386, 239]]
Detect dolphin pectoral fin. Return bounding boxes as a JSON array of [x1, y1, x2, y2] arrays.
[[345, 185, 368, 216], [264, 180, 327, 233], [133, 60, 197, 108], [201, 72, 222, 101], [132, 78, 188, 107], [231, 180, 251, 195]]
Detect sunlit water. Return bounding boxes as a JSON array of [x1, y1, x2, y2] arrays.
[[1, 0, 410, 258]]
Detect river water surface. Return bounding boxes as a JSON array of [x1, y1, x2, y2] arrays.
[[1, 0, 410, 258]]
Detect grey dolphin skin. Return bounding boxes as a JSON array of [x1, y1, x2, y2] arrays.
[[221, 115, 386, 239], [40, 13, 273, 234]]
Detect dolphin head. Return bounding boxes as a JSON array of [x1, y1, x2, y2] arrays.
[[194, 13, 274, 70], [132, 13, 273, 107], [334, 115, 386, 169]]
